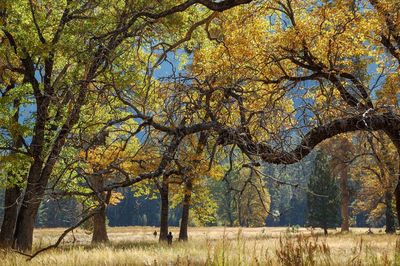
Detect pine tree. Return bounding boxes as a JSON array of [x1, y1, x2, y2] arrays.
[[307, 151, 340, 235]]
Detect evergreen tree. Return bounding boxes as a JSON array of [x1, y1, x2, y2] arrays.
[[286, 192, 307, 226], [307, 151, 340, 235]]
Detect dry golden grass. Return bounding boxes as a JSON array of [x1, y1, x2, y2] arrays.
[[0, 227, 399, 265]]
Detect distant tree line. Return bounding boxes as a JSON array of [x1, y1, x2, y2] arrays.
[[0, 147, 391, 232]]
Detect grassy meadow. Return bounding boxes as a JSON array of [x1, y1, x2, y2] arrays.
[[1, 226, 399, 265]]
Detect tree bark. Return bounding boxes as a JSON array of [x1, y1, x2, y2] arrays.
[[92, 203, 109, 243], [179, 179, 192, 241], [395, 181, 400, 228], [387, 131, 400, 227], [13, 205, 37, 251], [0, 186, 21, 248], [221, 113, 400, 165], [91, 177, 109, 243], [385, 191, 395, 234], [159, 176, 169, 242], [13, 167, 46, 251], [339, 166, 350, 232]]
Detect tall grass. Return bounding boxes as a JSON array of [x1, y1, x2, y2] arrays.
[[0, 227, 398, 265]]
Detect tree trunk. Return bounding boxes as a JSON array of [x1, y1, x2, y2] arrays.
[[385, 130, 400, 227], [92, 203, 109, 243], [11, 40, 95, 252], [13, 204, 37, 251], [395, 154, 400, 228], [179, 179, 192, 241], [227, 201, 234, 227], [159, 176, 169, 242], [395, 181, 400, 228], [0, 186, 21, 248], [323, 227, 328, 236], [12, 106, 84, 251], [339, 166, 350, 232], [13, 167, 46, 251], [385, 191, 396, 234], [91, 176, 109, 243]]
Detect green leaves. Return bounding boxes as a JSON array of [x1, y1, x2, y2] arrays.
[[307, 150, 340, 229]]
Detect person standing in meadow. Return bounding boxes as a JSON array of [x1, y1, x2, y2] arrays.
[[167, 232, 173, 245]]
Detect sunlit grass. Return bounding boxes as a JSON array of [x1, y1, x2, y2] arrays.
[[0, 227, 398, 265]]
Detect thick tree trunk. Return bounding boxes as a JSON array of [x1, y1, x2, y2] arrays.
[[179, 179, 192, 241], [92, 203, 109, 243], [13, 204, 37, 251], [0, 186, 21, 248], [159, 176, 169, 242], [395, 181, 400, 228], [339, 166, 350, 232], [91, 177, 109, 243], [393, 154, 400, 228], [384, 130, 400, 227], [13, 168, 46, 251], [385, 191, 395, 234], [395, 153, 400, 228], [10, 31, 99, 252], [12, 105, 84, 250]]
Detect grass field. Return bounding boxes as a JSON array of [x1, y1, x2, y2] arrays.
[[0, 227, 399, 265]]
